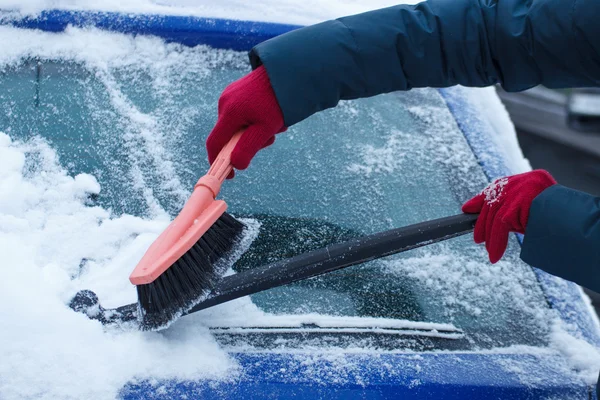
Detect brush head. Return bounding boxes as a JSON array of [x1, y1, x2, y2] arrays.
[[135, 212, 244, 330]]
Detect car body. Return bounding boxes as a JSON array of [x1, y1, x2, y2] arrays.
[[2, 9, 600, 399]]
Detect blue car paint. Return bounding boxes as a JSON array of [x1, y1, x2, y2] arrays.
[[121, 353, 587, 399], [2, 9, 598, 399], [5, 10, 302, 51]]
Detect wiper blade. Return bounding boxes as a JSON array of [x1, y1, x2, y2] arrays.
[[210, 326, 464, 340]]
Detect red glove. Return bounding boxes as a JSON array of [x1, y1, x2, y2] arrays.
[[206, 66, 286, 176], [462, 170, 556, 263]]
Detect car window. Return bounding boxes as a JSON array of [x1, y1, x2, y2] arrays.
[[0, 52, 550, 350]]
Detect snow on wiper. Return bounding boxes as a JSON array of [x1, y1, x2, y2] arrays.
[[208, 315, 468, 352], [207, 314, 463, 339], [211, 327, 463, 340]]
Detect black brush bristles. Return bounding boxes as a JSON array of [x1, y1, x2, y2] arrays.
[[136, 212, 244, 330]]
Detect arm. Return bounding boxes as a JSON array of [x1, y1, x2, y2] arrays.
[[250, 0, 600, 126], [521, 185, 600, 292]]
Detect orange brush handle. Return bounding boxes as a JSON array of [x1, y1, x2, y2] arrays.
[[130, 131, 243, 285], [195, 131, 242, 196]]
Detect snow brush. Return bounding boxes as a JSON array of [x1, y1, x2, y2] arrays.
[[71, 213, 478, 327], [129, 132, 245, 331]]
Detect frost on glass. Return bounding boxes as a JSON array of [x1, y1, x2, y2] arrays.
[[0, 28, 550, 355]]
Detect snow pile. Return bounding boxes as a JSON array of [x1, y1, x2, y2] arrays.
[[0, 0, 418, 25], [0, 133, 242, 400], [550, 322, 600, 384]]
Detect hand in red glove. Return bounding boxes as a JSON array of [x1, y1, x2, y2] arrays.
[[462, 170, 556, 263], [206, 66, 286, 177]]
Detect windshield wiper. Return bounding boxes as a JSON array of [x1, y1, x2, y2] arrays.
[[210, 325, 464, 340], [210, 324, 471, 352]]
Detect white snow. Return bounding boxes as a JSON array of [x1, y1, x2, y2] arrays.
[[0, 25, 259, 400], [347, 129, 408, 176], [0, 0, 418, 25], [203, 313, 460, 331], [464, 87, 532, 174], [0, 133, 240, 400], [460, 88, 600, 385], [550, 322, 600, 384], [483, 177, 509, 205], [382, 242, 551, 324]]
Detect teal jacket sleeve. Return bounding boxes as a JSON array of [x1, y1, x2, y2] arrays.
[[521, 185, 600, 292], [249, 0, 600, 126]]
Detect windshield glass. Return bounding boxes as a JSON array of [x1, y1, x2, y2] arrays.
[[0, 49, 550, 349]]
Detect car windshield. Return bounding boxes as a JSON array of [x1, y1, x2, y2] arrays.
[[0, 49, 550, 349]]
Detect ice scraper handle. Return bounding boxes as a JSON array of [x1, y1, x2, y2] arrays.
[[128, 131, 242, 285], [196, 131, 243, 197], [187, 212, 480, 314]]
